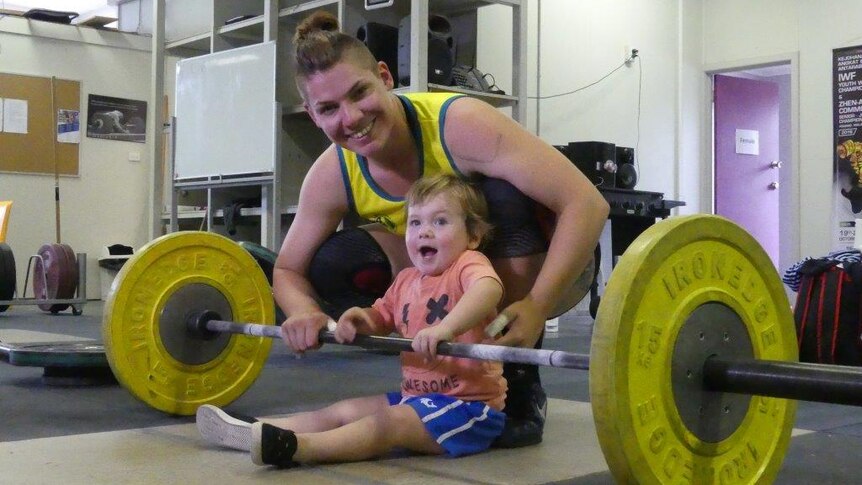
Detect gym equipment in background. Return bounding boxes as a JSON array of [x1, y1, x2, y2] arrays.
[[357, 22, 399, 87], [398, 14, 455, 86], [615, 146, 638, 189]]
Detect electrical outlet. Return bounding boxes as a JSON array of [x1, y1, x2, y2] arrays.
[[625, 46, 639, 65], [128, 151, 141, 162]]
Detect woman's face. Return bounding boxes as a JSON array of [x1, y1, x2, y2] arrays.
[[302, 59, 396, 157]]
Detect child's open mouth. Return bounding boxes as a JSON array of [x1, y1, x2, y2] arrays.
[[419, 246, 437, 258]]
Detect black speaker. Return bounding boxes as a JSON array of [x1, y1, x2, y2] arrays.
[[398, 14, 455, 86], [564, 141, 617, 188], [357, 22, 399, 85], [615, 146, 638, 189], [428, 14, 455, 56]]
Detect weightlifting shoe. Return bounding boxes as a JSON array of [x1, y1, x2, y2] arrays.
[[251, 422, 300, 468], [493, 383, 547, 448], [196, 404, 256, 451]]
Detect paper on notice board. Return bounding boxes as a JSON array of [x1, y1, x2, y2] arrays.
[[57, 109, 81, 143], [3, 98, 28, 134], [0, 98, 3, 131]]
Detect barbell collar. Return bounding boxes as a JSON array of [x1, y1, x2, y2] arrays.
[[198, 316, 591, 370], [704, 356, 862, 406]]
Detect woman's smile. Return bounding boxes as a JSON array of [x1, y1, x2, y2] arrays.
[[349, 118, 375, 139]]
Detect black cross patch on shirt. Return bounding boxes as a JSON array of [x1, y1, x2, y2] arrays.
[[425, 294, 449, 324]]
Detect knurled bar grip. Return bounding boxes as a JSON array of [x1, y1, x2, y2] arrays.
[[203, 319, 591, 370]]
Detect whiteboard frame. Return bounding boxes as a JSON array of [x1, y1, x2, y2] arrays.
[[174, 41, 277, 180]]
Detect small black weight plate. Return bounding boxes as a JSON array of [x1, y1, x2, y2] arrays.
[[5, 341, 108, 367]]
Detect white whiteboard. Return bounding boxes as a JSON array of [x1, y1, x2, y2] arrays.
[[175, 41, 277, 179]]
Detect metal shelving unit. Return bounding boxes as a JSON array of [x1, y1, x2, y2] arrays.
[[151, 0, 526, 248]]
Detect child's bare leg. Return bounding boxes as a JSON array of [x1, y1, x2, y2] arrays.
[[264, 395, 389, 433], [294, 404, 443, 463]]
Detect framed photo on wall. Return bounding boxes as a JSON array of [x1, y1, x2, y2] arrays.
[[86, 94, 146, 143]]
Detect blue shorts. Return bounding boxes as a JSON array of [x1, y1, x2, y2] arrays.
[[387, 392, 505, 457]]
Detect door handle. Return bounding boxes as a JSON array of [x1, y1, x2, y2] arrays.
[[770, 160, 782, 169], [769, 182, 779, 190]]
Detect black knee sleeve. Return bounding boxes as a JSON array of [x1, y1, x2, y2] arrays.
[[478, 178, 550, 259], [308, 228, 392, 318], [502, 331, 544, 387], [502, 331, 545, 419]]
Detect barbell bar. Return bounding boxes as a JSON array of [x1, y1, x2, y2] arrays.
[[191, 310, 591, 370], [100, 215, 857, 484], [703, 357, 862, 406], [192, 310, 862, 406]]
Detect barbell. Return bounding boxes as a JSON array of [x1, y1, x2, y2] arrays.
[[101, 214, 860, 484], [190, 312, 862, 405]]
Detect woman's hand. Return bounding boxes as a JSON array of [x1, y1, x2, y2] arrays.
[[489, 296, 545, 348]]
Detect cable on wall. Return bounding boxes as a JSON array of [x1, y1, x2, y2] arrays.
[[529, 53, 639, 100], [531, 53, 643, 173]]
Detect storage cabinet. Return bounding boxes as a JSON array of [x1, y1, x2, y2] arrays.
[[154, 0, 526, 249]]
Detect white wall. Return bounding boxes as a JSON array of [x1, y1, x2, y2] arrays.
[[679, 0, 706, 215], [0, 17, 152, 300], [476, 0, 862, 265], [478, 0, 693, 204]]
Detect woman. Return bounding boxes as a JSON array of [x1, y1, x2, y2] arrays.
[[273, 11, 608, 448]]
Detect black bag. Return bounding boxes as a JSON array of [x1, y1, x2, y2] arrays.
[[793, 259, 862, 365], [23, 9, 79, 24]]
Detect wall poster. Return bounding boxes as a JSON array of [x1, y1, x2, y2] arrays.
[[86, 94, 146, 143], [833, 45, 862, 249], [57, 109, 80, 143]]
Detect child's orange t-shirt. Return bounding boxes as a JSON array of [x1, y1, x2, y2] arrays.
[[372, 250, 507, 410]]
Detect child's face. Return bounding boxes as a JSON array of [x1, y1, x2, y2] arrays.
[[405, 193, 480, 276]]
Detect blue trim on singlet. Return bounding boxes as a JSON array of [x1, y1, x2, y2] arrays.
[[397, 94, 426, 163], [356, 156, 402, 202], [439, 95, 467, 178], [353, 96, 427, 202], [336, 147, 356, 212]]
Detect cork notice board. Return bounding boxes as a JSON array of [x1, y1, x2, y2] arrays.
[[0, 73, 80, 175]]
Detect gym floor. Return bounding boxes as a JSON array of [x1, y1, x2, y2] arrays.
[[1, 302, 860, 484]]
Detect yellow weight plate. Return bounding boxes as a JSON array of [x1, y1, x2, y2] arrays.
[[103, 231, 275, 415], [590, 215, 797, 484]]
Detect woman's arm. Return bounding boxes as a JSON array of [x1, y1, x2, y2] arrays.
[[273, 145, 350, 352], [443, 97, 610, 346]]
